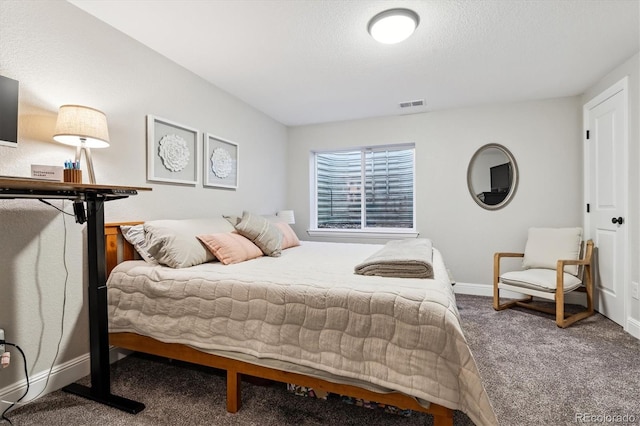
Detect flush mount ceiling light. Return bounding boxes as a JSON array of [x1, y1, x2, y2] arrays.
[[368, 8, 419, 44]]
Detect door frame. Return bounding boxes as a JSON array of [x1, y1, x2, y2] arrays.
[[583, 76, 629, 331]]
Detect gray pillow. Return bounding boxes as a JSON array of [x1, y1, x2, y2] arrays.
[[120, 224, 156, 263], [234, 211, 282, 257], [144, 218, 236, 268]]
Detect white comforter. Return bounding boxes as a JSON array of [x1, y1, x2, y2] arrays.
[[107, 241, 497, 426]]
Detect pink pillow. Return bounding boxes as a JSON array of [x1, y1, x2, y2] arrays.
[[273, 222, 300, 250], [197, 232, 263, 265]]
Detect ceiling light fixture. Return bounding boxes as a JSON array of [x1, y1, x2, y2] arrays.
[[368, 8, 419, 44]]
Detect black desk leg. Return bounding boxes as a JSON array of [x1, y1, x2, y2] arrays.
[[63, 195, 145, 414]]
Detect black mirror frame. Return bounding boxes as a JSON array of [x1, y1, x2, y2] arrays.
[[466, 143, 519, 210]]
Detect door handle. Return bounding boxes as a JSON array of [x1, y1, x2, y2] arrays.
[[612, 217, 624, 225]]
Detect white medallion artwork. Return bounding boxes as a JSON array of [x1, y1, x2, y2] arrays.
[[158, 134, 190, 172], [210, 147, 232, 178]]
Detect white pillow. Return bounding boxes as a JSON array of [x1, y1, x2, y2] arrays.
[[144, 218, 236, 268], [522, 227, 582, 275]]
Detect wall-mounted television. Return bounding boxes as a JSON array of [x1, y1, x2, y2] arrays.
[[0, 75, 19, 148], [490, 162, 511, 193]]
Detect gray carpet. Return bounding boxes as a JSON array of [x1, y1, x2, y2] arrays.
[[5, 294, 640, 425]]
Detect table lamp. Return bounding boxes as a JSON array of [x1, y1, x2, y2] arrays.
[[53, 105, 110, 184]]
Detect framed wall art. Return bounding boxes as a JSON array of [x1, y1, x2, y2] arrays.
[[204, 133, 238, 189], [147, 115, 200, 185]]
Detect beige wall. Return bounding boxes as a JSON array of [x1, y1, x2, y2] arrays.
[[288, 96, 584, 286], [0, 0, 287, 391], [582, 52, 640, 331]]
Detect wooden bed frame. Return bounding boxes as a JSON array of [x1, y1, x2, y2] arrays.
[[105, 222, 454, 426]]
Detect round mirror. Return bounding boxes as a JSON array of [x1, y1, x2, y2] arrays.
[[467, 143, 518, 210]]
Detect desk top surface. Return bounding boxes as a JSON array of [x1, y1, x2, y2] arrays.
[[0, 176, 152, 197]]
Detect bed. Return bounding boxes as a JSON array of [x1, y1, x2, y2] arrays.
[[104, 219, 497, 426]]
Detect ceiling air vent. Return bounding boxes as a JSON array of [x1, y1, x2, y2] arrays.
[[399, 99, 425, 109]]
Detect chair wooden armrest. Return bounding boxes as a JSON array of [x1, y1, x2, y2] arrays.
[[555, 240, 594, 296], [493, 252, 524, 280], [494, 252, 524, 259], [556, 239, 594, 279], [553, 240, 595, 326]]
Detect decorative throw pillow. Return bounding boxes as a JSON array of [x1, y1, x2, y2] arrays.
[[197, 232, 263, 265], [120, 224, 156, 263], [522, 227, 582, 275], [144, 218, 236, 268], [273, 222, 300, 250], [234, 211, 282, 257]]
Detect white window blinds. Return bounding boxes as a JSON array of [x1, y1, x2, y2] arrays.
[[315, 145, 414, 230]]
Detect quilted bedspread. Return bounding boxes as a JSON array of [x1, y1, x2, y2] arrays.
[[107, 241, 497, 425]]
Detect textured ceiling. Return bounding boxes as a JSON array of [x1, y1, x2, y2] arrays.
[[68, 0, 639, 126]]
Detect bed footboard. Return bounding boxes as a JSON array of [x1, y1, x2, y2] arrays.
[[109, 333, 453, 426]]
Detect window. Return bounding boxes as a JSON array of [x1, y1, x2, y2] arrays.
[[311, 144, 415, 233]]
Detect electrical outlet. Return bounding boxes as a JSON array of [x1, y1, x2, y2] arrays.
[[0, 328, 4, 355], [632, 282, 639, 300]]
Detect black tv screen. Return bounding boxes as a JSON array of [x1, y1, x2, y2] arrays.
[[490, 162, 511, 192], [0, 75, 19, 147]]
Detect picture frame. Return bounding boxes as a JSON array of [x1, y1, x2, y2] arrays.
[[204, 133, 239, 189], [147, 115, 200, 185]]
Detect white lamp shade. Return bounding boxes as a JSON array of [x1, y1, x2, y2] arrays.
[[53, 105, 110, 148], [368, 9, 419, 44], [276, 210, 295, 224]]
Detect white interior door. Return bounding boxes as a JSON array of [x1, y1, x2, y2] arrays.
[[584, 78, 628, 327]]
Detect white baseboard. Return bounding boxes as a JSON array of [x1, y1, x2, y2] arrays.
[[0, 347, 130, 412], [453, 282, 492, 296], [626, 317, 640, 339], [454, 282, 525, 299]]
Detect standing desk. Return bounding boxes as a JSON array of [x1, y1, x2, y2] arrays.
[[0, 177, 151, 413]]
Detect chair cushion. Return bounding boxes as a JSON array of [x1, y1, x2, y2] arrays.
[[522, 227, 582, 275], [501, 269, 583, 293]]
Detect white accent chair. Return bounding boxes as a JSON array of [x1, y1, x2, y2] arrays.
[[493, 227, 594, 328]]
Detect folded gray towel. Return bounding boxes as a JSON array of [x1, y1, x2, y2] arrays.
[[354, 238, 434, 279]]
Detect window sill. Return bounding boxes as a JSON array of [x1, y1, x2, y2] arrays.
[[307, 229, 419, 239]]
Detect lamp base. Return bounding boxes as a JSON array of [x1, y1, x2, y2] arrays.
[[76, 144, 96, 184]]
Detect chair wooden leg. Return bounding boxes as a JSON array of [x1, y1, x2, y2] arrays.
[[585, 266, 594, 314], [496, 296, 534, 311], [493, 255, 500, 310], [555, 266, 565, 327], [557, 265, 594, 328], [556, 294, 565, 327], [494, 283, 533, 311], [559, 311, 594, 328]]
